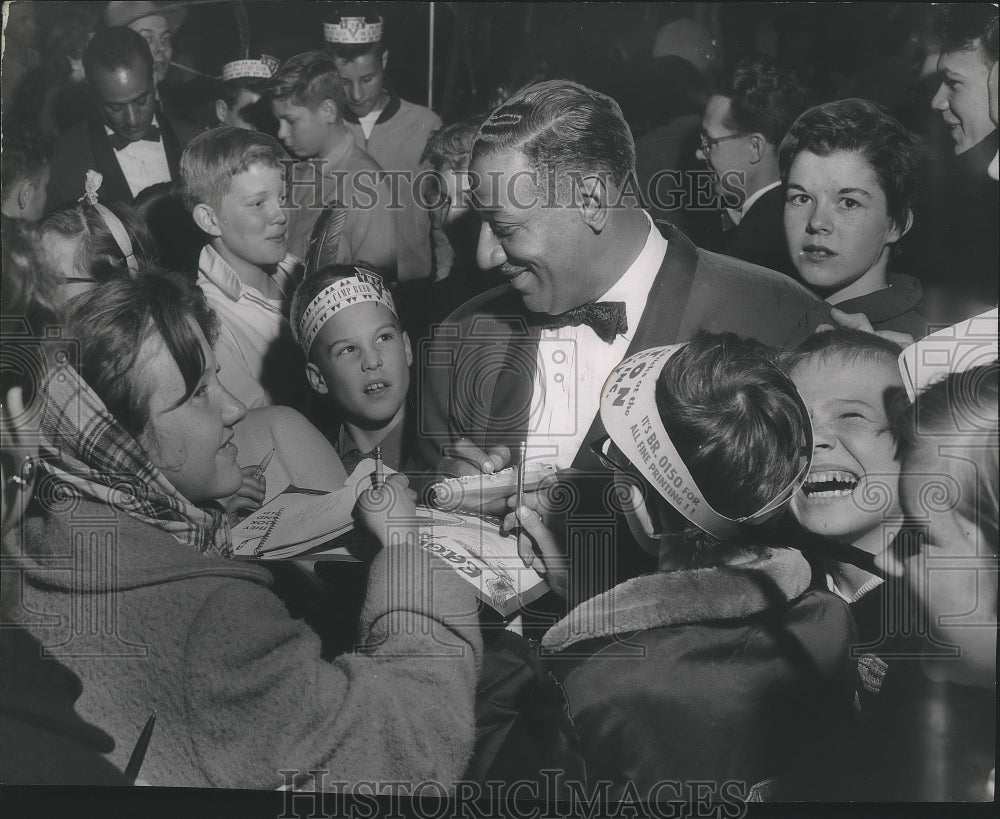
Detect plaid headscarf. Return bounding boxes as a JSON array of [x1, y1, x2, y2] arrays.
[[37, 361, 231, 557]]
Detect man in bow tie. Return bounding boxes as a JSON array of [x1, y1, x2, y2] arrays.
[[45, 26, 198, 212], [418, 79, 830, 482]]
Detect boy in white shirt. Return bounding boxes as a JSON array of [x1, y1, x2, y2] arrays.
[[179, 127, 304, 409]]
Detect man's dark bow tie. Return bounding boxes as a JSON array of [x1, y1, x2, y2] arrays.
[[535, 301, 628, 344], [110, 126, 161, 151]]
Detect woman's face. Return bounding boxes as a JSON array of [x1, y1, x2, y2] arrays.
[[784, 149, 907, 301], [137, 321, 247, 504]]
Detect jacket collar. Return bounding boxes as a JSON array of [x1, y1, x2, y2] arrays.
[[341, 93, 401, 126], [542, 547, 813, 652]]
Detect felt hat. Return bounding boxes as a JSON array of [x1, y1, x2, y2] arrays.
[[102, 1, 187, 32]]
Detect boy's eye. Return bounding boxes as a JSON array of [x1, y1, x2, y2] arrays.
[[337, 345, 358, 356], [377, 332, 395, 342], [840, 198, 860, 209]]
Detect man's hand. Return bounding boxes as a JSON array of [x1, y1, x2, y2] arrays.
[[435, 439, 512, 515], [437, 438, 511, 478], [223, 466, 266, 526], [818, 306, 914, 347], [502, 504, 569, 599]]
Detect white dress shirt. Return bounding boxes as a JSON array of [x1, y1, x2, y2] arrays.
[[525, 212, 668, 468], [108, 117, 172, 198]]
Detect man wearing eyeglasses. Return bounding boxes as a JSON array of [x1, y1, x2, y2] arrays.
[[696, 56, 815, 279]]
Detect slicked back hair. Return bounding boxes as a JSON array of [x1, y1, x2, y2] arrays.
[[473, 80, 636, 194], [83, 25, 153, 80]]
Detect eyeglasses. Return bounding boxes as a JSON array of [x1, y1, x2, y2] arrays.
[[698, 132, 747, 157], [589, 435, 633, 473]]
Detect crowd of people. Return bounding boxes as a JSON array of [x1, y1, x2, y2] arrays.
[[1, 1, 997, 808]]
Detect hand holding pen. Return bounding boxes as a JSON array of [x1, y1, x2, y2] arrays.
[[224, 448, 273, 525]]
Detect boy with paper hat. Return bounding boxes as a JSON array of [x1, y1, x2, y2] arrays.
[[291, 264, 412, 473], [498, 331, 853, 799], [324, 6, 443, 281], [215, 54, 280, 131]]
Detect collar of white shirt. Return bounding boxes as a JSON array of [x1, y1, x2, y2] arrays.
[[596, 210, 669, 343], [105, 115, 161, 147], [199, 244, 298, 303], [726, 179, 781, 228]]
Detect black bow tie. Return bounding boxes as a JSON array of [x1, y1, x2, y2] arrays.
[[535, 301, 628, 344], [110, 126, 161, 151]]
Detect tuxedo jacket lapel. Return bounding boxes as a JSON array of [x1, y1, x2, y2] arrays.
[[159, 113, 183, 179]]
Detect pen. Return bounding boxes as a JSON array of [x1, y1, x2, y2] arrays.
[[252, 448, 275, 481], [373, 446, 384, 490], [515, 441, 527, 514], [124, 710, 157, 783]]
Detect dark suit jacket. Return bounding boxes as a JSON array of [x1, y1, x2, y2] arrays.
[[46, 110, 199, 211], [717, 184, 800, 280], [415, 219, 830, 474]]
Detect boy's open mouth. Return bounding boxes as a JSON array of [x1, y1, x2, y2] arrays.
[[801, 470, 859, 498], [363, 381, 389, 394]]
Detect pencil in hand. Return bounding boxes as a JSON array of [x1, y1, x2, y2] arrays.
[[252, 448, 276, 482], [124, 710, 157, 783]]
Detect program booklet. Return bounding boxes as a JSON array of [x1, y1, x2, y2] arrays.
[[229, 461, 549, 617]]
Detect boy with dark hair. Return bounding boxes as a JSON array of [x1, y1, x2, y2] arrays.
[[214, 55, 279, 132], [179, 126, 303, 409], [290, 264, 412, 473], [324, 8, 442, 281], [1, 131, 52, 225], [495, 331, 853, 799], [266, 50, 396, 277]]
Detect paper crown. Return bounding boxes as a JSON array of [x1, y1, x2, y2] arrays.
[[221, 55, 280, 82], [324, 16, 383, 44], [600, 344, 813, 541]]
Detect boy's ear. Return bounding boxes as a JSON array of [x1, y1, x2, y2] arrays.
[[214, 99, 229, 125], [15, 179, 34, 212], [192, 203, 222, 237], [305, 362, 328, 395], [319, 98, 339, 124], [402, 330, 412, 368]]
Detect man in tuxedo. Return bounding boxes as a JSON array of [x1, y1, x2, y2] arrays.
[[695, 56, 815, 280], [416, 80, 829, 541], [45, 26, 197, 211]]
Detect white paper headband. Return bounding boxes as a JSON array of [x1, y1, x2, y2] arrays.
[[222, 55, 279, 82], [294, 268, 397, 356], [600, 344, 813, 540], [324, 16, 383, 44]]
